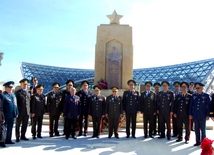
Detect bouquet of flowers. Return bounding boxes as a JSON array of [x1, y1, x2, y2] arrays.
[[101, 114, 126, 132], [201, 138, 214, 155], [97, 79, 108, 89]]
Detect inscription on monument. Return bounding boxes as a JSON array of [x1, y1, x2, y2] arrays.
[[106, 42, 123, 88]]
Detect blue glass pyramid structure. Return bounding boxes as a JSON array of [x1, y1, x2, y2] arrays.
[[21, 58, 214, 94]]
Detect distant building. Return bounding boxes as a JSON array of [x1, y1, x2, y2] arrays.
[[20, 58, 214, 94]]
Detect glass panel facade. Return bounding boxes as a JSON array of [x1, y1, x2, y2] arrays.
[[21, 58, 214, 94]]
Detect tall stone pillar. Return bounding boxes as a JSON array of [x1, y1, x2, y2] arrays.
[[94, 11, 133, 89]]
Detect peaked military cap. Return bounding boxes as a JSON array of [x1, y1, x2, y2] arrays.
[[52, 82, 60, 88], [195, 82, 204, 88], [31, 77, 38, 82], [189, 82, 194, 86], [66, 80, 74, 86], [19, 78, 29, 84], [111, 86, 119, 91], [173, 81, 181, 87], [180, 82, 189, 88], [81, 80, 89, 86], [3, 81, 14, 88], [153, 82, 161, 88], [36, 84, 44, 90], [127, 79, 136, 85], [93, 85, 102, 91], [161, 81, 170, 86], [145, 81, 152, 87]]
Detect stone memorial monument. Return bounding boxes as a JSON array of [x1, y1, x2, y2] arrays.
[[94, 10, 133, 89]]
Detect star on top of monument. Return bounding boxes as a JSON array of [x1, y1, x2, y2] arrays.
[[107, 10, 123, 25]]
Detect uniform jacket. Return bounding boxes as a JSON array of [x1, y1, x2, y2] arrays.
[[141, 91, 156, 114], [106, 95, 123, 118], [174, 92, 191, 118], [61, 90, 70, 108], [157, 91, 174, 115], [30, 93, 46, 116], [15, 89, 31, 116], [89, 94, 106, 117], [0, 92, 19, 120], [63, 95, 81, 119], [47, 91, 63, 116], [188, 90, 196, 95], [189, 92, 210, 119], [76, 90, 92, 114], [210, 94, 214, 117], [122, 90, 140, 114]]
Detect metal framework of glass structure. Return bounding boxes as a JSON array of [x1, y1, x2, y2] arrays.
[[21, 58, 214, 94]]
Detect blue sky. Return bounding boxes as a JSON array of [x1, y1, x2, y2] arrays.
[[0, 0, 214, 83]]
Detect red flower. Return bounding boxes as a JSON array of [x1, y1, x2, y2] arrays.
[[201, 138, 214, 155]]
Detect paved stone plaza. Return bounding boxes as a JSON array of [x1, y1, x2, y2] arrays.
[[1, 123, 214, 155]]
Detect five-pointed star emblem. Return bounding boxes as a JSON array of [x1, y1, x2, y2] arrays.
[[107, 10, 123, 25]]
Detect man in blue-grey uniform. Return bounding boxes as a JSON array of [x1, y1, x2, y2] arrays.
[[76, 80, 92, 137], [0, 81, 19, 147], [63, 87, 81, 140], [189, 82, 210, 146]]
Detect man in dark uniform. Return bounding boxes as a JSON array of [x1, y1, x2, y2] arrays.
[[188, 82, 196, 131], [172, 81, 180, 137], [31, 84, 46, 139], [47, 82, 63, 137], [76, 80, 92, 137], [122, 80, 140, 139], [174, 82, 191, 144], [31, 77, 38, 95], [61, 80, 74, 135], [141, 82, 156, 138], [153, 82, 161, 135], [15, 79, 31, 142], [189, 82, 210, 146], [0, 81, 19, 147], [0, 93, 5, 147], [89, 85, 105, 138], [157, 81, 174, 140], [210, 93, 214, 121], [63, 87, 81, 139], [106, 86, 123, 139]]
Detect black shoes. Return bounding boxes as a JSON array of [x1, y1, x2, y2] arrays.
[[126, 135, 130, 138], [115, 136, 119, 139], [5, 141, 15, 144], [50, 134, 53, 137], [78, 133, 82, 136], [16, 138, 20, 142], [37, 135, 43, 138], [158, 136, 165, 139], [21, 137, 29, 141], [144, 135, 147, 138], [84, 133, 87, 137], [149, 136, 154, 138], [167, 137, 171, 140], [194, 143, 201, 146], [72, 136, 77, 139], [92, 135, 96, 138], [0, 144, 6, 147], [33, 136, 36, 140], [185, 140, 189, 144], [176, 138, 182, 142]]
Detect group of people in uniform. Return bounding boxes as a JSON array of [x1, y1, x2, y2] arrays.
[[0, 77, 214, 148]]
